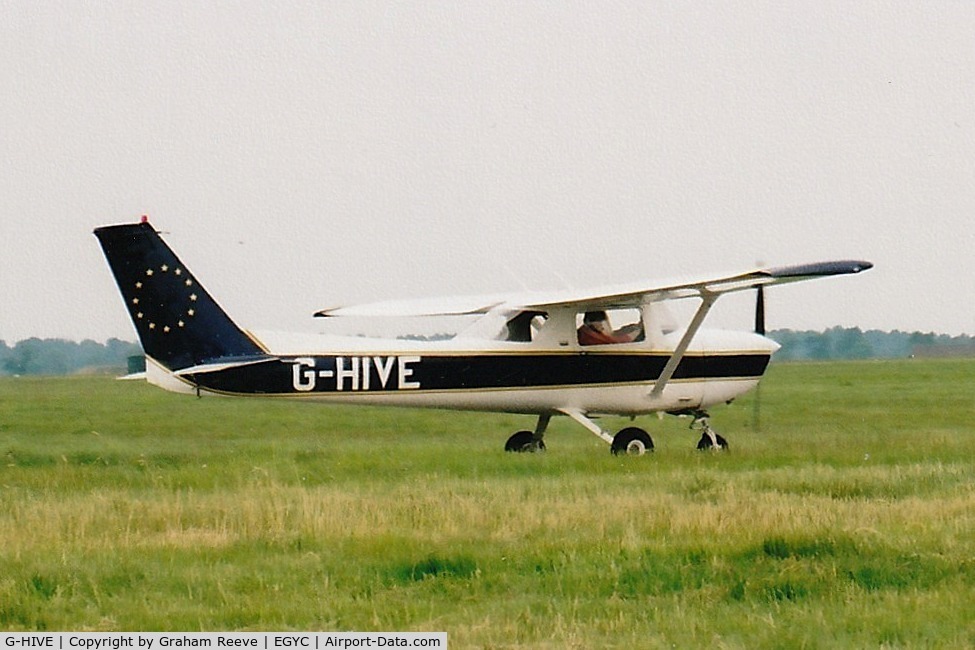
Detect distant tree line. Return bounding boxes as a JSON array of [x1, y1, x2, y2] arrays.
[[1, 328, 973, 376], [0, 338, 141, 376], [768, 328, 975, 361]]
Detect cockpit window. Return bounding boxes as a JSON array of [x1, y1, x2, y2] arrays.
[[577, 308, 644, 346]]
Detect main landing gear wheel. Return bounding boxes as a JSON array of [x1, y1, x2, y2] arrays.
[[611, 427, 654, 456], [505, 430, 546, 453]]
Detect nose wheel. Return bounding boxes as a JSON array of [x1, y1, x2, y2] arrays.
[[691, 411, 729, 451], [696, 432, 729, 450]]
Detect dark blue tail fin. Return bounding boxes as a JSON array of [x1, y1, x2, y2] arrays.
[[94, 221, 265, 371]]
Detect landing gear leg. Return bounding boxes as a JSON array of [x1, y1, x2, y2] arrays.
[[559, 409, 653, 456], [504, 414, 549, 453], [691, 411, 728, 451], [560, 409, 614, 445], [533, 413, 550, 448]]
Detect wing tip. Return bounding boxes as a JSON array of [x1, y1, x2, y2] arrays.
[[767, 260, 873, 279]]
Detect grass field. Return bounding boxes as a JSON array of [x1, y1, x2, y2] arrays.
[[1, 359, 974, 648]]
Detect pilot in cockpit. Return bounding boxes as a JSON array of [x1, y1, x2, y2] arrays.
[[577, 310, 643, 345]]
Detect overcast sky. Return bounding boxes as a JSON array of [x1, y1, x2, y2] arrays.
[[2, 2, 973, 344]]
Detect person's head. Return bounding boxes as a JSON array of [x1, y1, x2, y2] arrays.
[[584, 311, 611, 334]]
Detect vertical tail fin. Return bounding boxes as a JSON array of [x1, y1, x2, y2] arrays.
[[94, 221, 265, 371]]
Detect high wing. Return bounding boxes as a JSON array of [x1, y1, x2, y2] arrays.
[[315, 260, 873, 318], [315, 294, 509, 318]]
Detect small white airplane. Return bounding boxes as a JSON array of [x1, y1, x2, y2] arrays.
[[95, 218, 871, 455]]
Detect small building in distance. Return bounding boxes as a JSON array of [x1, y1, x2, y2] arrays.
[[911, 343, 975, 358]]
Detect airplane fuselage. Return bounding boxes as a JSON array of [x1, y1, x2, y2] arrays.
[[152, 328, 776, 417]]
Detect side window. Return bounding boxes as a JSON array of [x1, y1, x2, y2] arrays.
[[577, 308, 644, 346], [503, 311, 548, 342]]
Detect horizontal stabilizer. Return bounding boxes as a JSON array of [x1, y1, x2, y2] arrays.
[[173, 356, 278, 377]]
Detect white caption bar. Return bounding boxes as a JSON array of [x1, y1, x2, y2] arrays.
[[0, 634, 446, 650]]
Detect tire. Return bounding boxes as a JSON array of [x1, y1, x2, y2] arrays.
[[696, 433, 729, 450], [611, 427, 654, 456], [505, 430, 545, 452]]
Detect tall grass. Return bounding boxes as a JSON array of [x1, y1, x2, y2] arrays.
[[1, 359, 974, 647]]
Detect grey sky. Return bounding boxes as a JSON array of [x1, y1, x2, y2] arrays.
[[2, 2, 973, 343]]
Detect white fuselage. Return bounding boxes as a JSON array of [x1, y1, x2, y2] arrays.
[[149, 324, 779, 417]]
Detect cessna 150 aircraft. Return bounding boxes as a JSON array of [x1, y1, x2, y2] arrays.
[[95, 219, 871, 455]]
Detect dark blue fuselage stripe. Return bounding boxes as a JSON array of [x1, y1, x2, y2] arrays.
[[186, 353, 771, 396]]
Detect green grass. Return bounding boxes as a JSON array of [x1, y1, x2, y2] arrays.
[[1, 359, 975, 647]]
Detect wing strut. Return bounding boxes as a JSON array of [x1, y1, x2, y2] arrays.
[[648, 290, 720, 401]]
